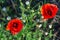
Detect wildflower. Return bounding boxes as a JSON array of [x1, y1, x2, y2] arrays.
[[7, 16, 11, 20], [40, 3, 58, 19], [6, 18, 23, 35], [2, 7, 6, 12], [20, 17, 22, 19], [45, 32, 48, 35], [49, 25, 52, 28], [25, 1, 30, 5], [36, 24, 42, 28], [39, 24, 42, 28], [22, 20, 26, 23]]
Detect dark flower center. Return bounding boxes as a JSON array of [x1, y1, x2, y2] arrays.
[[47, 9, 52, 16], [13, 23, 18, 28]]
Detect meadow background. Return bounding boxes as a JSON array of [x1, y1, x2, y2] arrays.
[[0, 0, 60, 40]]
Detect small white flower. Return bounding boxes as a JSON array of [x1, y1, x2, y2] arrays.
[[2, 7, 6, 12], [45, 32, 48, 35], [49, 25, 52, 28], [39, 24, 42, 28], [7, 16, 11, 20], [23, 20, 26, 23], [41, 16, 44, 19], [25, 1, 30, 5], [36, 24, 42, 28], [20, 17, 22, 19]]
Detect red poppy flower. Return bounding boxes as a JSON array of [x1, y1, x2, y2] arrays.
[[6, 18, 23, 35], [40, 3, 58, 19]]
